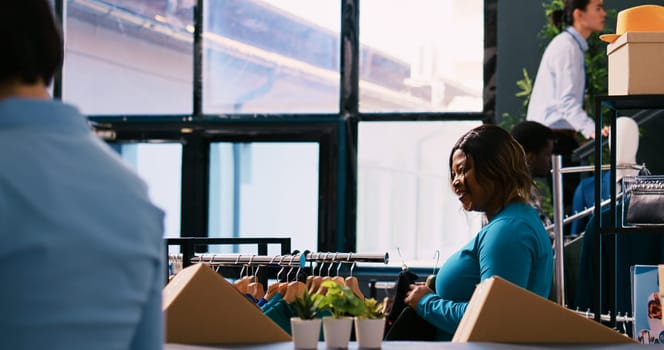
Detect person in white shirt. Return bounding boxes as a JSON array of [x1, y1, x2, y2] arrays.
[[526, 0, 609, 225]]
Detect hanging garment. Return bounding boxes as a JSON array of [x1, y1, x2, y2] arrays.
[[382, 269, 436, 340], [574, 202, 664, 339]]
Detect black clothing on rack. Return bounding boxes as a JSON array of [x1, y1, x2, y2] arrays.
[[383, 269, 436, 341]]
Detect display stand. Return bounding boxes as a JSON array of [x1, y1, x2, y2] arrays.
[[593, 94, 664, 327]]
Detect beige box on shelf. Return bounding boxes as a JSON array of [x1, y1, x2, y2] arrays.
[[607, 32, 664, 95], [162, 263, 291, 345], [452, 276, 636, 344]]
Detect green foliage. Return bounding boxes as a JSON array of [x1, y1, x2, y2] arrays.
[[534, 178, 553, 219], [317, 280, 366, 318], [292, 291, 323, 320], [539, 0, 565, 41], [514, 68, 533, 101], [357, 298, 385, 320]]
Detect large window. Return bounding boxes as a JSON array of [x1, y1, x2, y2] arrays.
[[114, 143, 183, 236], [59, 0, 491, 267], [63, 0, 194, 115], [357, 121, 483, 266], [359, 0, 483, 113], [203, 0, 340, 114], [208, 142, 319, 254]]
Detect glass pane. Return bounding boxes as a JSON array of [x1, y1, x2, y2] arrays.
[[357, 121, 483, 267], [113, 143, 183, 237], [63, 0, 193, 115], [209, 142, 319, 255], [359, 0, 483, 113], [203, 0, 340, 114]]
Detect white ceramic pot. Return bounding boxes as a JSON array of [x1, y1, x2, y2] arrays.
[[290, 317, 322, 349], [354, 317, 385, 349], [322, 316, 353, 349]]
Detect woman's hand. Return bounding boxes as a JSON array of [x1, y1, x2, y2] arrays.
[[404, 283, 433, 309]]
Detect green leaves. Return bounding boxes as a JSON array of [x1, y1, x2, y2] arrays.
[[358, 298, 385, 320], [292, 291, 323, 320], [317, 280, 366, 319]]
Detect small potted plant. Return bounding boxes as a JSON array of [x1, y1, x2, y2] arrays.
[[290, 291, 323, 349], [317, 280, 366, 349], [354, 297, 386, 349]]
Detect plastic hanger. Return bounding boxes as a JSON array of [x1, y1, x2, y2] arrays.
[[308, 253, 326, 294], [425, 250, 440, 290], [283, 256, 306, 303], [332, 253, 345, 286], [233, 255, 253, 294], [246, 256, 265, 300], [264, 255, 285, 301], [344, 255, 364, 300]]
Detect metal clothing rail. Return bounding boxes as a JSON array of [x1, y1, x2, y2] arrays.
[[188, 252, 390, 268], [551, 157, 640, 307], [571, 309, 634, 324], [545, 193, 623, 233]]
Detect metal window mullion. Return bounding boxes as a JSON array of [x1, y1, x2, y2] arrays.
[[193, 0, 204, 117], [333, 0, 360, 252], [53, 0, 65, 100]]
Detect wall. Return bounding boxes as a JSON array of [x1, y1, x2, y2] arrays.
[[496, 0, 647, 123], [496, 0, 664, 171]]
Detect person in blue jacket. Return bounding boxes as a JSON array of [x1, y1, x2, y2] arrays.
[[404, 125, 553, 340], [0, 1, 165, 349]]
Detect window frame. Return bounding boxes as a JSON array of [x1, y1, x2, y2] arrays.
[[53, 0, 497, 253]]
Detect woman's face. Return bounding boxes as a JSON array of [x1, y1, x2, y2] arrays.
[[577, 0, 606, 33], [450, 149, 500, 217]]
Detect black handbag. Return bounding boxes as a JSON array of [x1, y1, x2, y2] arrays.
[[624, 176, 664, 225]]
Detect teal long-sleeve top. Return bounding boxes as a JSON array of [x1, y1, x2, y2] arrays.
[[416, 201, 553, 340]]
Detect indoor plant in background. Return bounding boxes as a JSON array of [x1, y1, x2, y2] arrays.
[[318, 280, 366, 349], [354, 297, 386, 349], [291, 291, 323, 349]]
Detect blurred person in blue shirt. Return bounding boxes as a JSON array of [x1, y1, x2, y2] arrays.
[[0, 1, 165, 349]]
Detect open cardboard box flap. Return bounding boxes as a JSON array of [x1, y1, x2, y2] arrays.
[[163, 263, 291, 344], [453, 276, 636, 344]]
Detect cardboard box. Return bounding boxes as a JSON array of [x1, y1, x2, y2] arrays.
[[162, 263, 291, 344], [452, 276, 636, 344], [607, 32, 664, 95]]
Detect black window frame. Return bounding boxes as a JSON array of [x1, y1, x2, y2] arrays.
[[53, 0, 497, 252]]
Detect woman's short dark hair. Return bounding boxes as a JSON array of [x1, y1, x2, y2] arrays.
[[511, 121, 555, 154], [449, 124, 532, 208], [0, 0, 63, 85], [551, 0, 592, 31]]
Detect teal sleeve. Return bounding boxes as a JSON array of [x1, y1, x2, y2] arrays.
[[415, 217, 539, 336], [478, 219, 536, 287], [416, 293, 467, 335]]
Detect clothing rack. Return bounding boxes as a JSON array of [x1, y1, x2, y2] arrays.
[[571, 309, 634, 324], [550, 156, 642, 307], [170, 251, 388, 289], [545, 193, 622, 233], [186, 252, 389, 267]]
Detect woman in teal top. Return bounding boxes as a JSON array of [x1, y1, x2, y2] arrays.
[[405, 125, 553, 340]]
